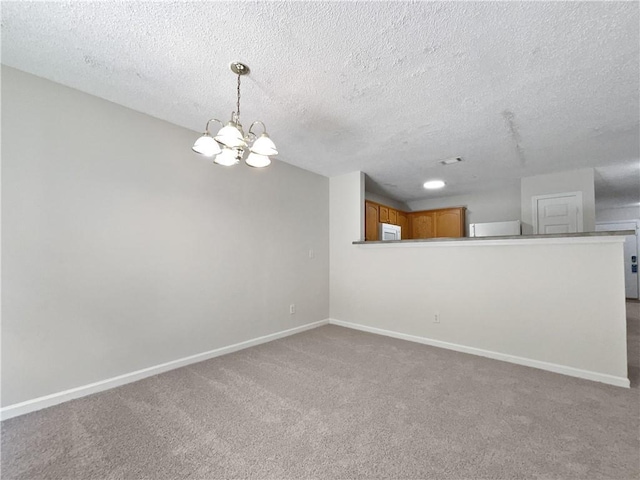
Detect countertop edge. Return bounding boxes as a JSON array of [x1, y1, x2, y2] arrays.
[[353, 230, 634, 246]]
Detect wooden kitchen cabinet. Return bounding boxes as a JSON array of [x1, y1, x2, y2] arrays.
[[411, 207, 466, 238], [435, 208, 465, 237], [397, 211, 409, 239], [365, 201, 379, 241], [379, 205, 390, 223], [410, 211, 436, 239], [364, 200, 466, 241]]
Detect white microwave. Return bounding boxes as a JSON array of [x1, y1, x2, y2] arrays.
[[379, 223, 401, 241]]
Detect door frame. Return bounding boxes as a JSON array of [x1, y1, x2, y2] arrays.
[[532, 191, 583, 234], [596, 219, 640, 299]]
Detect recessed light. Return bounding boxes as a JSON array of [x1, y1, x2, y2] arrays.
[[440, 157, 463, 165], [423, 180, 446, 189]]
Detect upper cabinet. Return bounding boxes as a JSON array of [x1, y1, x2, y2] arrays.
[[434, 208, 466, 237], [365, 201, 380, 241], [397, 211, 409, 238], [410, 211, 436, 239], [379, 205, 390, 223], [365, 200, 465, 241]]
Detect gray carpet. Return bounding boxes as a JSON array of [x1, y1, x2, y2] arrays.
[[2, 303, 639, 479]]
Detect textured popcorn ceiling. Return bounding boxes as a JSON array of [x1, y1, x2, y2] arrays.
[[2, 1, 638, 203]]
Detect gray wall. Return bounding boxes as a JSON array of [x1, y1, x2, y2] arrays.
[[330, 172, 628, 383], [407, 184, 521, 234], [596, 205, 640, 223], [364, 191, 409, 211], [1, 67, 330, 406], [521, 168, 596, 234]]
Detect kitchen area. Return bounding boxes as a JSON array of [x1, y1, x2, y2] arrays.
[[365, 199, 520, 241]]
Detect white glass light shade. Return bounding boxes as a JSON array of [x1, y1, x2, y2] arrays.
[[192, 134, 221, 157], [423, 180, 446, 189], [245, 152, 271, 168], [214, 122, 247, 148], [214, 148, 240, 166], [250, 133, 278, 156]]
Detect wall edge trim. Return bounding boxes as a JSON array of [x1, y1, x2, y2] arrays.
[[328, 318, 630, 388], [1, 319, 330, 421]]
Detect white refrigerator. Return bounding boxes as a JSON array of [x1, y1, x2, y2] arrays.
[[469, 220, 521, 237]]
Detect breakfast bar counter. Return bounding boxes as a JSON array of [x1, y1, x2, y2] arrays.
[[353, 230, 633, 245]]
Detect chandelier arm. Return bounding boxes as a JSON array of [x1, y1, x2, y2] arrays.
[[204, 118, 224, 134], [248, 121, 267, 136]]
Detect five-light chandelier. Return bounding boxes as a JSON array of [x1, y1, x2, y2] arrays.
[[192, 62, 277, 168]]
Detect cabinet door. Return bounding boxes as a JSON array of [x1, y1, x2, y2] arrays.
[[389, 209, 398, 225], [397, 211, 409, 239], [435, 208, 465, 237], [365, 202, 379, 241], [411, 212, 436, 239], [379, 206, 390, 223]]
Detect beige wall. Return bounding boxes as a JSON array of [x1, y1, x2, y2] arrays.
[[1, 67, 330, 406], [521, 168, 596, 235], [330, 172, 628, 384]]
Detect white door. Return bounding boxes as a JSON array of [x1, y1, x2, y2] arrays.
[[532, 192, 583, 234], [596, 221, 639, 299]]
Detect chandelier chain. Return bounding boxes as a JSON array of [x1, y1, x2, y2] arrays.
[[236, 73, 241, 122]]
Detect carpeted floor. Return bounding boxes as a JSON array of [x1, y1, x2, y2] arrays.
[[2, 303, 639, 479]]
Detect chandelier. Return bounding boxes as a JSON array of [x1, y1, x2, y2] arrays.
[[191, 62, 277, 168]]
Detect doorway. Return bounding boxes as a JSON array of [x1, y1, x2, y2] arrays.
[[532, 192, 583, 234], [596, 221, 639, 300]]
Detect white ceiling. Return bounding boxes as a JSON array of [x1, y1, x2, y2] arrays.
[[2, 1, 638, 204]]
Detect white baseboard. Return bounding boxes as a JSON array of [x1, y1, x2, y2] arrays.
[[1, 319, 329, 421], [329, 318, 630, 388]]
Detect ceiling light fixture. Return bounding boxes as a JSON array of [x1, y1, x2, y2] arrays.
[[191, 62, 277, 168], [423, 180, 446, 189]]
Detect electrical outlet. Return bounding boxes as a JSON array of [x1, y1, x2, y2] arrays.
[[434, 313, 440, 323], [289, 304, 296, 315], [308, 249, 315, 259]]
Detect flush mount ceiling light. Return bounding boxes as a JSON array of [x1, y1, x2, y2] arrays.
[[423, 180, 446, 189], [191, 62, 277, 168]]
